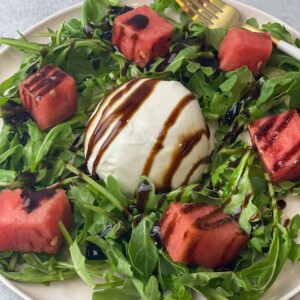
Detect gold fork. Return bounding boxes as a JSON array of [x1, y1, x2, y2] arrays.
[[176, 0, 300, 61]]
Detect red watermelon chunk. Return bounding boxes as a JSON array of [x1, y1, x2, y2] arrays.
[[160, 202, 248, 268], [0, 189, 72, 254], [19, 64, 77, 130], [112, 5, 173, 67], [248, 109, 300, 184], [218, 28, 272, 76]]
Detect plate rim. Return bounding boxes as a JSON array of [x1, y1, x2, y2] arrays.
[[0, 3, 82, 56], [0, 1, 300, 299], [227, 0, 300, 37]]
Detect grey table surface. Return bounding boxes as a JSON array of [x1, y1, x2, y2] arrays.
[[0, 0, 300, 300]]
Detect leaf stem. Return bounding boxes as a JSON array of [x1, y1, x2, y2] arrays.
[[264, 173, 279, 224], [0, 37, 41, 54], [94, 280, 123, 290], [59, 221, 73, 247], [65, 163, 132, 221]]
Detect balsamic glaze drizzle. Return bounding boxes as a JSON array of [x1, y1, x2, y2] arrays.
[[126, 14, 149, 30], [21, 189, 56, 213]]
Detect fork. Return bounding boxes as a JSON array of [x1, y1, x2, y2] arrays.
[[176, 0, 300, 61]]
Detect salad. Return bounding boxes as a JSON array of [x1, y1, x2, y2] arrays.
[[1, 0, 300, 299]]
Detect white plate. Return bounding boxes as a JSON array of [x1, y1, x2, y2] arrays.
[[1, 1, 300, 299]]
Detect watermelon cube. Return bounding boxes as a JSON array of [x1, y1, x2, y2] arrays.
[[218, 28, 273, 76], [0, 189, 72, 254], [248, 109, 300, 184], [160, 202, 248, 268], [19, 64, 77, 130], [111, 5, 173, 67]]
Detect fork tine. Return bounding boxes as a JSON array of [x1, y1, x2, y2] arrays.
[[188, 0, 219, 20], [179, 0, 214, 25], [204, 0, 223, 13], [176, 0, 198, 20]]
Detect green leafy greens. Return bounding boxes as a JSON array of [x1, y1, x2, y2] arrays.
[[0, 0, 300, 299]]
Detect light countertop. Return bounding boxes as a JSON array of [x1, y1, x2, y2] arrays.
[[0, 0, 299, 299]]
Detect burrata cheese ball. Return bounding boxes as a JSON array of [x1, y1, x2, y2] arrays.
[[84, 78, 210, 196]]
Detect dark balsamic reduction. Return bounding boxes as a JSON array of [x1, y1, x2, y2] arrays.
[[157, 194, 168, 210], [214, 260, 236, 272], [20, 132, 29, 146], [195, 54, 218, 69], [135, 179, 152, 212], [141, 111, 208, 189], [100, 31, 112, 41], [121, 61, 130, 77], [85, 224, 113, 260], [181, 155, 208, 186], [98, 16, 111, 32], [24, 64, 67, 100], [65, 43, 75, 60], [150, 223, 164, 248], [181, 202, 207, 214], [261, 246, 270, 253], [0, 101, 30, 127], [223, 78, 263, 126], [251, 219, 263, 232], [242, 193, 253, 209], [127, 204, 137, 214], [39, 70, 67, 97], [92, 59, 101, 71], [160, 129, 209, 190], [252, 110, 296, 155], [154, 36, 217, 73], [21, 189, 56, 213], [250, 211, 260, 222], [160, 213, 177, 246], [40, 48, 49, 58], [223, 122, 244, 144], [195, 215, 233, 230], [273, 110, 294, 135], [142, 93, 195, 178], [109, 5, 134, 15], [84, 6, 133, 40], [98, 224, 114, 238], [24, 64, 52, 89], [71, 134, 84, 151], [18, 171, 38, 188], [227, 158, 241, 170], [254, 117, 276, 141], [277, 199, 286, 210], [273, 140, 300, 172], [262, 210, 273, 225], [133, 214, 146, 226], [86, 79, 159, 174], [85, 245, 106, 260], [121, 207, 132, 219], [155, 44, 185, 73], [126, 14, 149, 30], [224, 99, 245, 126], [284, 218, 290, 227], [83, 23, 96, 38], [25, 63, 39, 79], [192, 183, 204, 192], [84, 80, 128, 161]]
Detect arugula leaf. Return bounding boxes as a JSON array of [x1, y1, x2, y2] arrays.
[[261, 22, 292, 43], [0, 0, 300, 299], [128, 213, 159, 279], [69, 241, 96, 288], [81, 0, 111, 26], [93, 278, 140, 300], [150, 0, 179, 14]]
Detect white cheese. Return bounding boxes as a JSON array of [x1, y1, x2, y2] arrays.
[[84, 78, 210, 196]]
